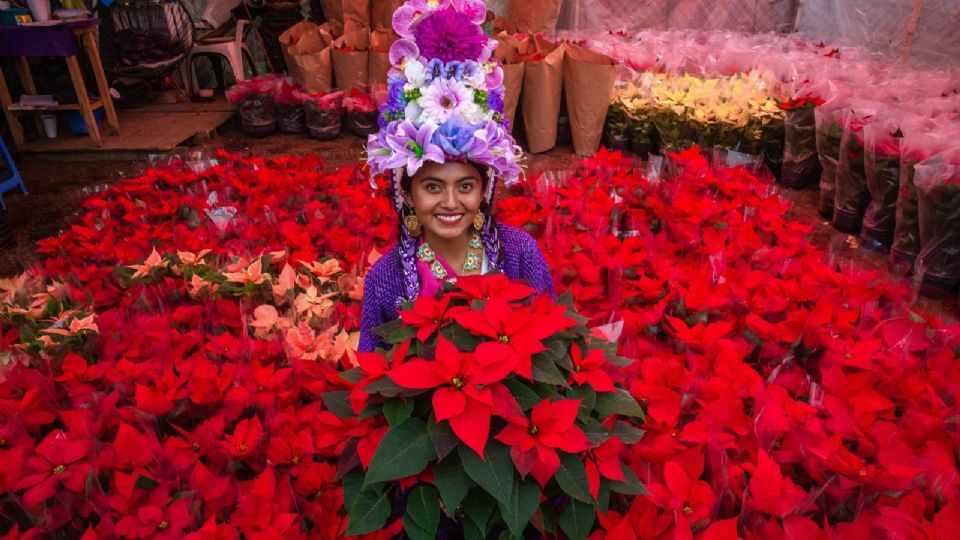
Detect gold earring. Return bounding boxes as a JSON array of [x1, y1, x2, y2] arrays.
[[473, 211, 485, 231], [404, 214, 422, 236]]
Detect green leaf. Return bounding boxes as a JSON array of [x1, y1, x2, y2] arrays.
[[135, 474, 159, 490], [612, 421, 646, 445], [569, 385, 597, 424], [363, 377, 405, 398], [607, 354, 636, 368], [383, 398, 414, 426], [341, 466, 366, 510], [440, 323, 484, 352], [364, 418, 435, 485], [373, 318, 418, 344], [427, 415, 460, 462], [434, 453, 474, 512], [357, 403, 383, 421], [558, 498, 596, 540], [320, 391, 353, 419], [338, 367, 363, 384], [554, 453, 593, 503], [462, 488, 496, 538], [597, 478, 611, 513], [540, 501, 558, 535], [498, 476, 540, 539], [460, 442, 515, 505], [595, 389, 645, 419], [531, 355, 567, 386], [609, 464, 647, 495], [503, 379, 541, 411], [556, 290, 575, 308], [346, 486, 392, 536], [404, 485, 441, 540], [581, 418, 609, 446]]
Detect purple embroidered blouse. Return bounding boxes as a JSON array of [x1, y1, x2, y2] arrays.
[[358, 223, 555, 352]]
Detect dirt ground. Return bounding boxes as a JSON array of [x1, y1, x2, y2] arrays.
[[3, 120, 957, 321]]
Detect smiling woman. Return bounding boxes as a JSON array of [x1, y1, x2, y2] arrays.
[[356, 0, 555, 353]]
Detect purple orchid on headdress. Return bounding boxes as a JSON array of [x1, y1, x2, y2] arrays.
[[368, 120, 444, 177]]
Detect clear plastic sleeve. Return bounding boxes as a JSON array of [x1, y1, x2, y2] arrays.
[[833, 100, 880, 233], [913, 147, 960, 298], [861, 112, 908, 246]]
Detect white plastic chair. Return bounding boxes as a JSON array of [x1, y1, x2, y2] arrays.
[[187, 0, 256, 94]]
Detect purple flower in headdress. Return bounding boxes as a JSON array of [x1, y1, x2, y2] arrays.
[[461, 60, 484, 86], [487, 89, 505, 114], [484, 62, 504, 91], [389, 39, 420, 69], [414, 8, 487, 63], [386, 79, 406, 110], [432, 118, 476, 157], [451, 0, 487, 25], [425, 59, 445, 81], [445, 61, 465, 81], [384, 120, 445, 176]]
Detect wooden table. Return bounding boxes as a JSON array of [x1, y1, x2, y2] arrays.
[[0, 19, 120, 148]]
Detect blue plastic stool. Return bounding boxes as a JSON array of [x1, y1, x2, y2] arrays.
[[0, 137, 27, 209]]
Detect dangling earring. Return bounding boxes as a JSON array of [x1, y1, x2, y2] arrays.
[[473, 211, 486, 231], [404, 214, 422, 237]]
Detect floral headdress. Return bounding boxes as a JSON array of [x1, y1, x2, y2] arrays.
[[365, 0, 523, 300], [366, 0, 521, 184]]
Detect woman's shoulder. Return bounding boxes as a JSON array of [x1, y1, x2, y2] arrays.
[[495, 222, 540, 252], [364, 246, 403, 296]]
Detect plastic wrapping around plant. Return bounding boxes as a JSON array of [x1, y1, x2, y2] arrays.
[[273, 80, 308, 134], [342, 88, 378, 137], [862, 113, 907, 247], [815, 102, 848, 219], [833, 101, 880, 234], [913, 148, 960, 298], [892, 123, 960, 265], [5, 147, 960, 538], [303, 91, 344, 141], [780, 103, 822, 189]]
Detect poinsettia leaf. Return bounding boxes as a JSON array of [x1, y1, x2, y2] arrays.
[[373, 318, 418, 344], [364, 418, 435, 485], [345, 485, 391, 536], [439, 323, 484, 353], [612, 421, 645, 445], [335, 438, 362, 481], [556, 290, 575, 308], [581, 418, 609, 446], [427, 415, 460, 462], [434, 453, 474, 512], [609, 464, 646, 495], [596, 478, 611, 513], [554, 453, 593, 503], [358, 403, 384, 421], [504, 379, 542, 411], [460, 442, 515, 505], [363, 377, 405, 398], [498, 476, 540, 539], [531, 355, 567, 386], [404, 485, 440, 540], [321, 391, 353, 419], [558, 498, 595, 540], [341, 466, 366, 509], [383, 398, 414, 427], [606, 355, 635, 368], [567, 385, 597, 423], [462, 488, 497, 538], [595, 389, 644, 419], [540, 338, 569, 364], [339, 368, 363, 384], [135, 474, 159, 490], [540, 502, 558, 536]]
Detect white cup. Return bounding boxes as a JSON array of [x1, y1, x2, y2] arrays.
[[41, 114, 57, 138]]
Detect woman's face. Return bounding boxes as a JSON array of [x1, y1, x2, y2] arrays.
[[405, 161, 485, 243]]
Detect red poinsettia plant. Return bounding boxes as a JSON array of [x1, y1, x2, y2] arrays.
[[332, 275, 645, 539]]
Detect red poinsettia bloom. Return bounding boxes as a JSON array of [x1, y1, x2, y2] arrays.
[[454, 297, 561, 378], [115, 490, 194, 539], [453, 274, 535, 302], [222, 416, 264, 459], [388, 336, 516, 456], [400, 295, 465, 342], [14, 430, 91, 508], [660, 460, 715, 535], [570, 345, 616, 392], [495, 399, 593, 486]]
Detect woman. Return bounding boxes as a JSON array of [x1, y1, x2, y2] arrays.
[[357, 0, 554, 352]]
